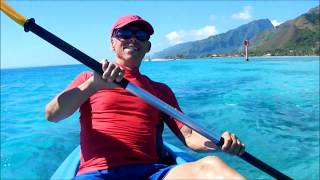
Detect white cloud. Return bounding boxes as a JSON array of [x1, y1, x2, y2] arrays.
[[232, 6, 252, 20], [271, 20, 283, 27], [166, 31, 183, 45], [166, 26, 218, 45]]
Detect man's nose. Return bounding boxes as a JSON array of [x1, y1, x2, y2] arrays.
[[128, 36, 138, 42]]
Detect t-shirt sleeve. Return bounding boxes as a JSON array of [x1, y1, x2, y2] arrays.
[[65, 72, 92, 91], [156, 83, 185, 135]]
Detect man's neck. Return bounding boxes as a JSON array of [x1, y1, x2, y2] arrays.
[[115, 58, 141, 71]]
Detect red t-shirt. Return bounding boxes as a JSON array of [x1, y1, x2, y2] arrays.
[[66, 68, 184, 175]]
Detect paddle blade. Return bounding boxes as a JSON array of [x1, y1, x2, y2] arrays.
[[0, 0, 27, 26]]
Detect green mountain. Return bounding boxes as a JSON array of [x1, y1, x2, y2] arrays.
[[250, 6, 320, 56], [152, 6, 320, 58], [152, 19, 274, 58]]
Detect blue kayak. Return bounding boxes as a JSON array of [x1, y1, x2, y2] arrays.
[[50, 142, 196, 180]]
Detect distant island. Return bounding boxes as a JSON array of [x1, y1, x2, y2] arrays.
[[151, 6, 319, 59]]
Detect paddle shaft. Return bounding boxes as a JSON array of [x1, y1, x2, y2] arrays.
[[125, 82, 293, 180], [22, 18, 291, 180]]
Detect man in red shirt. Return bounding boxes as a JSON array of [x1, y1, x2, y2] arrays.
[[45, 15, 245, 179]]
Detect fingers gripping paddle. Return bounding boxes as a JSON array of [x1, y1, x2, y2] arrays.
[[1, 1, 292, 179]]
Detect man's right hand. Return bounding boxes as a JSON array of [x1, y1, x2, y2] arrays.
[[90, 59, 125, 90]]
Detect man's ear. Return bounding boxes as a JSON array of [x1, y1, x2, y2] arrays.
[[111, 38, 115, 51], [146, 41, 151, 52]]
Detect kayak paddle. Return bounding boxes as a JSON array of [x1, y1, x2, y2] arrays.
[[0, 1, 292, 179]]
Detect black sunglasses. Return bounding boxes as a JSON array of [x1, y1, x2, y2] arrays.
[[113, 29, 150, 41]]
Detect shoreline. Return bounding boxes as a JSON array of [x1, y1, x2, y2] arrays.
[[146, 55, 320, 61], [2, 56, 319, 70]]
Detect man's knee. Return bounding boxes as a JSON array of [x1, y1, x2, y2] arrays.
[[197, 156, 223, 172], [194, 156, 245, 179]]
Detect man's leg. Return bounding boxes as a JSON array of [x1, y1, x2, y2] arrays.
[[164, 156, 245, 179]]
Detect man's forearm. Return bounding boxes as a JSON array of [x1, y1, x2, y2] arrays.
[[181, 126, 218, 151], [45, 79, 97, 122]]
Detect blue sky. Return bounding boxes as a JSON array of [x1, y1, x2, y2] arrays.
[[1, 1, 318, 69]]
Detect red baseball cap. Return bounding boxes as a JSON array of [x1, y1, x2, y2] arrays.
[[111, 15, 154, 36]]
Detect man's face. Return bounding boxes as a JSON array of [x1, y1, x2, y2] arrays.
[[111, 25, 151, 68]]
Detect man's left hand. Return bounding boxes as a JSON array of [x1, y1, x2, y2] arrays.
[[221, 131, 245, 156]]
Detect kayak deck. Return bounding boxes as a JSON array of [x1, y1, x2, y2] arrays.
[[50, 142, 196, 180]]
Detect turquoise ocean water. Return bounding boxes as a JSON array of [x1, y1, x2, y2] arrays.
[[1, 57, 319, 179]]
